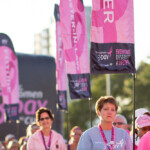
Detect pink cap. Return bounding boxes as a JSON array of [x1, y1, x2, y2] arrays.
[[135, 108, 149, 118], [136, 115, 150, 128]]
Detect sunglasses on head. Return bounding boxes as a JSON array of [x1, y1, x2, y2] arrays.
[[113, 122, 125, 126], [39, 117, 50, 121]]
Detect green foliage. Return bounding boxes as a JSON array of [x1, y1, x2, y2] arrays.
[[90, 74, 106, 100], [64, 99, 94, 139], [111, 73, 130, 97], [124, 62, 150, 109], [64, 61, 150, 138]]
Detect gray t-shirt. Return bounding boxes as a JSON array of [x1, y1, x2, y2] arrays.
[[77, 126, 133, 150]]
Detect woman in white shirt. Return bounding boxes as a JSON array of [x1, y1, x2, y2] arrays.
[[27, 107, 66, 150]]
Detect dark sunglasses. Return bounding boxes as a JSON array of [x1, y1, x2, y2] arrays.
[[39, 117, 50, 121], [113, 122, 125, 126], [72, 132, 82, 136]]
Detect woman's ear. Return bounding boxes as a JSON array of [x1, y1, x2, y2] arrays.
[[97, 111, 100, 116], [50, 118, 53, 123]]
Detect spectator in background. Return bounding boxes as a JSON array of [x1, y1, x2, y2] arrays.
[[130, 108, 149, 150], [18, 136, 27, 150], [27, 107, 66, 150], [113, 114, 130, 134], [4, 134, 15, 149], [26, 122, 40, 137], [0, 141, 6, 150], [136, 115, 150, 150], [138, 131, 150, 150], [20, 122, 39, 150], [18, 136, 26, 146], [136, 115, 150, 139], [68, 126, 82, 150], [7, 139, 19, 150]]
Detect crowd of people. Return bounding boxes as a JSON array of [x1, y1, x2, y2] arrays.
[[0, 96, 150, 150]]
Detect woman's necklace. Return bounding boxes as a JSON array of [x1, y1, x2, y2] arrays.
[[99, 125, 115, 150], [41, 130, 52, 150]]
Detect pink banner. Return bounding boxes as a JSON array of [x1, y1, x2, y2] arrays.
[[91, 0, 134, 43], [54, 4, 68, 110], [90, 0, 135, 74], [59, 0, 91, 99], [0, 33, 19, 120], [55, 18, 67, 91], [59, 0, 90, 74], [0, 46, 19, 105]]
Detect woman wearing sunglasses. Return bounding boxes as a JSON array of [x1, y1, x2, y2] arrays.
[[113, 114, 130, 135], [68, 126, 83, 150], [77, 96, 133, 150], [27, 107, 66, 150]]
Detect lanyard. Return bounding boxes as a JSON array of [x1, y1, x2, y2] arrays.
[[41, 130, 52, 150], [99, 125, 115, 150]]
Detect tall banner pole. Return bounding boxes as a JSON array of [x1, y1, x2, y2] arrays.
[[66, 110, 69, 145], [106, 74, 111, 96], [89, 98, 93, 127], [132, 73, 136, 150]]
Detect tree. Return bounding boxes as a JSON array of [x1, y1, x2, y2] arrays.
[[123, 62, 150, 109], [64, 61, 150, 138]]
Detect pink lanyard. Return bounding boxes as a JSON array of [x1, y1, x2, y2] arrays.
[[41, 130, 52, 150], [99, 125, 115, 150]]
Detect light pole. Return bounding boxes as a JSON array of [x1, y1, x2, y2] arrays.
[[106, 74, 111, 95]]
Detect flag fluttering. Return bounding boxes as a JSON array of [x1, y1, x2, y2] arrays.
[[59, 0, 92, 99], [0, 33, 19, 121], [54, 4, 68, 110], [90, 0, 135, 74]]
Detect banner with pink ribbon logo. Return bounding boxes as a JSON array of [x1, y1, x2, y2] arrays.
[[54, 4, 68, 110], [59, 0, 91, 99], [0, 33, 19, 121], [90, 0, 135, 74]]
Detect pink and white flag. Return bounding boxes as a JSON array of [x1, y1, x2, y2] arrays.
[[59, 0, 91, 99], [54, 4, 68, 110], [90, 0, 135, 74], [0, 33, 19, 121]]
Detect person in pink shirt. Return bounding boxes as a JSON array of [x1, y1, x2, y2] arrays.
[[136, 115, 150, 150], [138, 131, 150, 150], [27, 107, 66, 150], [136, 115, 150, 138], [130, 108, 149, 150]]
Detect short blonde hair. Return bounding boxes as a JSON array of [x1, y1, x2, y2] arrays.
[[95, 96, 118, 114]]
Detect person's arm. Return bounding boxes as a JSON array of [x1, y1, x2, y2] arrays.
[[59, 136, 67, 150], [77, 131, 92, 150]]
